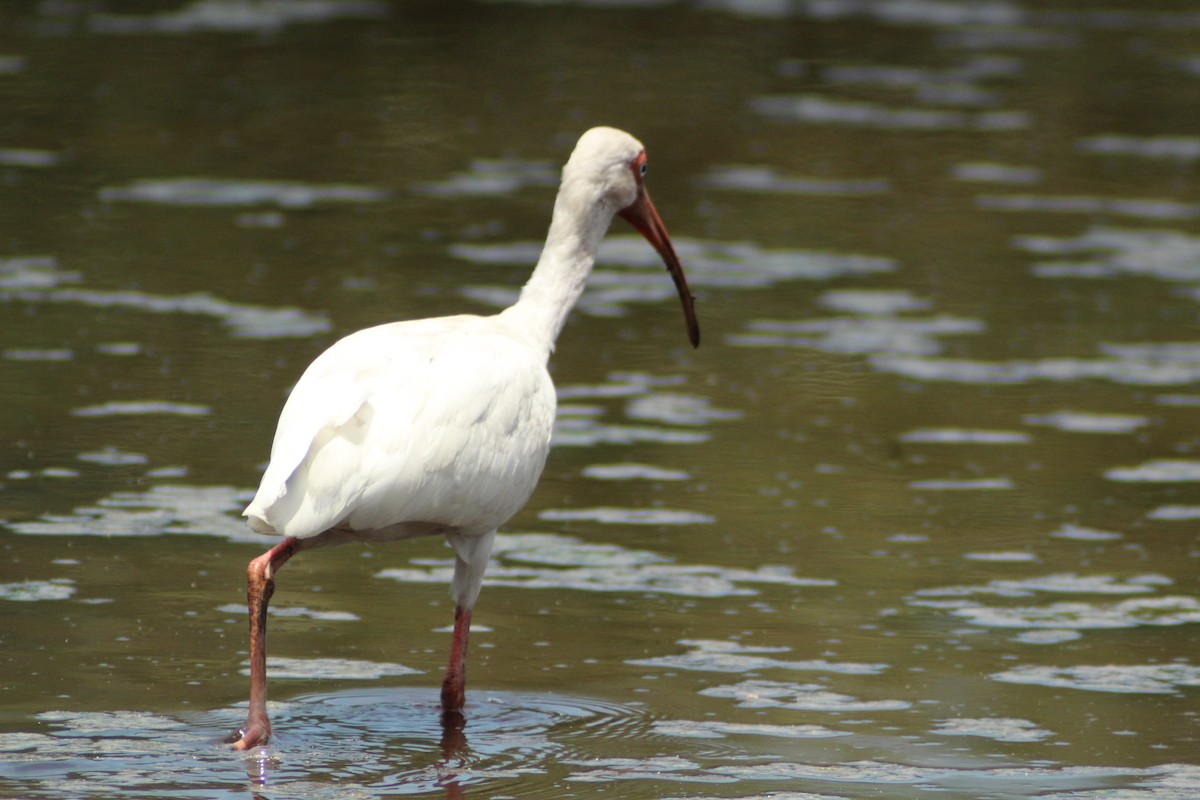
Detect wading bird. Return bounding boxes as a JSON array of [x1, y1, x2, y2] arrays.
[[227, 126, 699, 750]]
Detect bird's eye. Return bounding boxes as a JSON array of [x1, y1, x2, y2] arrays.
[[640, 162, 648, 177]]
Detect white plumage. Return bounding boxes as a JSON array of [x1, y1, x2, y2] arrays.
[[227, 126, 698, 750], [245, 315, 555, 541]]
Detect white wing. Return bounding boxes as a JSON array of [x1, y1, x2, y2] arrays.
[[245, 315, 556, 539]]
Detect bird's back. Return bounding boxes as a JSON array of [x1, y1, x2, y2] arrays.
[[245, 315, 557, 540]]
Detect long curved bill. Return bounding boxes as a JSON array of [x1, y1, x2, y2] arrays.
[[619, 188, 701, 348]]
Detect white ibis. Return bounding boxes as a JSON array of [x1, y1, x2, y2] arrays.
[[226, 126, 699, 750]]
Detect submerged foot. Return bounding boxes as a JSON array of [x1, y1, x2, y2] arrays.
[[225, 719, 270, 750]]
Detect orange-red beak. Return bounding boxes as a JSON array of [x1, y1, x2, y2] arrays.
[[618, 186, 700, 348]]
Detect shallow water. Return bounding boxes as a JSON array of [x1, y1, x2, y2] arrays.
[[2, 1, 1199, 798]]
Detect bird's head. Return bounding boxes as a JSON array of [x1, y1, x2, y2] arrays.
[[564, 126, 647, 212], [563, 127, 700, 348]]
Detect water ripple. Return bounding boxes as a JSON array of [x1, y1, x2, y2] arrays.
[[1024, 410, 1149, 434], [872, 349, 1200, 385], [565, 756, 724, 784], [1049, 524, 1123, 541], [0, 148, 58, 167], [246, 657, 420, 680], [378, 532, 830, 598], [911, 572, 1170, 600], [88, 0, 389, 35], [72, 400, 211, 417], [3, 347, 73, 361], [952, 161, 1041, 184], [624, 393, 742, 426], [700, 680, 911, 711], [817, 289, 931, 314], [0, 578, 75, 601], [938, 27, 1079, 50], [7, 287, 330, 339], [0, 255, 77, 289], [1015, 226, 1200, 282], [731, 315, 983, 356], [99, 178, 388, 208], [980, 193, 1200, 220], [951, 595, 1200, 631], [4, 484, 258, 542], [1105, 459, 1200, 482], [900, 428, 1030, 444], [696, 165, 890, 196], [0, 689, 651, 798], [993, 663, 1200, 694], [215, 603, 359, 622], [751, 94, 1028, 130], [629, 639, 887, 675], [581, 463, 690, 481], [453, 237, 895, 318], [77, 447, 149, 466], [1078, 134, 1200, 161], [538, 507, 715, 526], [1147, 505, 1200, 521], [553, 417, 710, 447], [908, 477, 1013, 490], [822, 57, 1021, 88], [651, 719, 850, 740], [412, 159, 558, 196]]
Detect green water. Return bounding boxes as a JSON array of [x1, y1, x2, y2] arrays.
[[1, 2, 1198, 797]]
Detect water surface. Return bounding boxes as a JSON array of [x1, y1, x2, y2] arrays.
[[1, 1, 1198, 797]]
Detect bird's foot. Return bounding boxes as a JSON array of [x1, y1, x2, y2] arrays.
[[225, 719, 270, 751]]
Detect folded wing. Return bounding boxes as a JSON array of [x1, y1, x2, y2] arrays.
[[245, 316, 556, 539]]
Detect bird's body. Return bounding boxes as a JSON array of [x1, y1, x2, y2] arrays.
[[227, 127, 698, 750], [244, 314, 555, 543]]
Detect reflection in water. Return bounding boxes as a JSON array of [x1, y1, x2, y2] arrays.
[[436, 712, 468, 800]]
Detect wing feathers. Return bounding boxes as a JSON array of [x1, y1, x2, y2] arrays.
[[245, 317, 555, 539]]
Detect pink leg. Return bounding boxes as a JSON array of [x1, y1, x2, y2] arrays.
[[227, 536, 301, 750], [440, 606, 472, 715]]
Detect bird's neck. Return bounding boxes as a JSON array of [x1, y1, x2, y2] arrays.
[[501, 179, 612, 354]]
